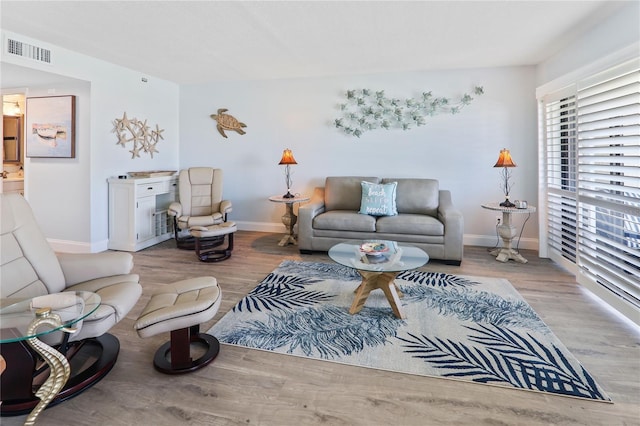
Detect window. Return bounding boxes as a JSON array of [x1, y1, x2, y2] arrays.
[[544, 94, 578, 263], [541, 60, 640, 323]]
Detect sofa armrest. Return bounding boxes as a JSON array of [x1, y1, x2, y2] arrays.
[[438, 190, 464, 262], [298, 187, 326, 250], [57, 252, 134, 287]]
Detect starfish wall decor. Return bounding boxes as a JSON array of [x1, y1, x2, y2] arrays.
[[112, 112, 165, 159]]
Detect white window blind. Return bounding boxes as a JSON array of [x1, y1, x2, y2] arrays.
[[576, 68, 640, 312], [544, 94, 578, 263], [542, 60, 640, 323]]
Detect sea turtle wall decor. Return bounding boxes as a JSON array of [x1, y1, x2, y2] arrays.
[[211, 108, 247, 138]]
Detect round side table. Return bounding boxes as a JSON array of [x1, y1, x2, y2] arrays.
[[482, 202, 537, 263], [1, 291, 100, 423], [269, 194, 310, 246]]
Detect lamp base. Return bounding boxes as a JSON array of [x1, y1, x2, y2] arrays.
[[499, 198, 515, 208], [282, 191, 295, 199]]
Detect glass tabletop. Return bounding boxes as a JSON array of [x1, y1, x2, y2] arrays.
[[0, 291, 101, 343], [268, 194, 310, 203], [328, 240, 429, 273]]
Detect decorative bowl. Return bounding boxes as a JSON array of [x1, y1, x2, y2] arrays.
[[359, 242, 389, 256]]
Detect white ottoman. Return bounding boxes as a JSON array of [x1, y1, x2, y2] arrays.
[[189, 222, 237, 262], [134, 277, 221, 374]]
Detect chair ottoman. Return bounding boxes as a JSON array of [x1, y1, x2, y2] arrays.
[[189, 222, 237, 262], [134, 277, 221, 374]]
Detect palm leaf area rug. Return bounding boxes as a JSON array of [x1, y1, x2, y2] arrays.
[[208, 260, 610, 401]]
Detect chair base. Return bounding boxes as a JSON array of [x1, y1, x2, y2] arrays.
[[153, 325, 220, 374], [0, 334, 120, 417], [195, 230, 234, 262], [174, 220, 224, 251]]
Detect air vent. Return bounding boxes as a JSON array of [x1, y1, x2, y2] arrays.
[[6, 38, 51, 64]]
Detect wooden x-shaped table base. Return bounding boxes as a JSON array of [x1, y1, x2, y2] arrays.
[[349, 270, 405, 319]]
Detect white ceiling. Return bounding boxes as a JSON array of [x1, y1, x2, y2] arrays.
[[0, 1, 628, 85]]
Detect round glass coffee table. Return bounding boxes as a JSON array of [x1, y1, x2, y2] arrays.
[[0, 291, 100, 423], [328, 240, 429, 319]]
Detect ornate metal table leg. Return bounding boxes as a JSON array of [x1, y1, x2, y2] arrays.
[[24, 308, 76, 426]]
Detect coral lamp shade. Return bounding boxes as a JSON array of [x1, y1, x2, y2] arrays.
[[278, 148, 297, 165], [493, 148, 516, 168]]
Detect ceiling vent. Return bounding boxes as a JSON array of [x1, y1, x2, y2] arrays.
[[5, 38, 51, 64]]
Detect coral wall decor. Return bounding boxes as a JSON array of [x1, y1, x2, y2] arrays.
[[112, 112, 165, 158], [334, 86, 484, 137]]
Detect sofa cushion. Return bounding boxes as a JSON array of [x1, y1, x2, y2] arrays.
[[376, 213, 444, 235], [383, 178, 439, 216], [359, 181, 397, 216], [313, 210, 377, 232], [325, 176, 380, 211]]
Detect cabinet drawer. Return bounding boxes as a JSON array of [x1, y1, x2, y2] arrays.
[[136, 181, 167, 196]]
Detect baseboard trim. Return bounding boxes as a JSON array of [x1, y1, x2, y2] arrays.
[[47, 238, 108, 254], [235, 221, 285, 233], [234, 224, 540, 251], [464, 233, 539, 251], [49, 225, 539, 254]]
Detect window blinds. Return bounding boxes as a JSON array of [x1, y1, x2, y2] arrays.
[[544, 93, 578, 263], [576, 68, 640, 311], [542, 61, 640, 321]]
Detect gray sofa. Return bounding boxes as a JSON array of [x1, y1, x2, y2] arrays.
[[298, 176, 463, 265]]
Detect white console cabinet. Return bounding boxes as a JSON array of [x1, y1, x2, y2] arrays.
[[108, 175, 178, 251]]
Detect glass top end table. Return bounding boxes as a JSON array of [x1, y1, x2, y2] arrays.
[[329, 240, 429, 319], [268, 194, 310, 246], [1, 291, 100, 343], [0, 291, 100, 424], [481, 203, 537, 263]]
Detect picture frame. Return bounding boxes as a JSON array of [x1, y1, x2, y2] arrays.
[[25, 95, 76, 158]]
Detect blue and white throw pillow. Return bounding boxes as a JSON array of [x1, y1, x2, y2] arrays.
[[359, 181, 398, 216]]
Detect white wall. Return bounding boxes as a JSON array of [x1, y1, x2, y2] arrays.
[[536, 1, 640, 86], [180, 66, 539, 247], [1, 31, 180, 252], [22, 81, 92, 247], [15, 1, 638, 252]]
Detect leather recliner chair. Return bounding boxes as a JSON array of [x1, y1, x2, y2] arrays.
[[168, 167, 233, 249], [0, 193, 142, 414]]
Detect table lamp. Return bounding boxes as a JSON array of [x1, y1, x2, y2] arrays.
[[279, 148, 297, 198], [494, 148, 516, 207]]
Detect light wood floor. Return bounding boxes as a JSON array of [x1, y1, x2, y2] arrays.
[[5, 231, 640, 425]]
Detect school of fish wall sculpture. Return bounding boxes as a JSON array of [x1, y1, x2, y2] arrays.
[[334, 86, 484, 137]]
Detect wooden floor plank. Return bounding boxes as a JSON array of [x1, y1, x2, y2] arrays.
[[3, 231, 639, 425]]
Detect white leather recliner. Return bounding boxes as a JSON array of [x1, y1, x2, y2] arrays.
[[0, 193, 142, 413], [168, 167, 233, 249], [0, 193, 141, 339]]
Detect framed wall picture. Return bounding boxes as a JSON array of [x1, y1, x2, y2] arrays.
[[26, 95, 76, 158]]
